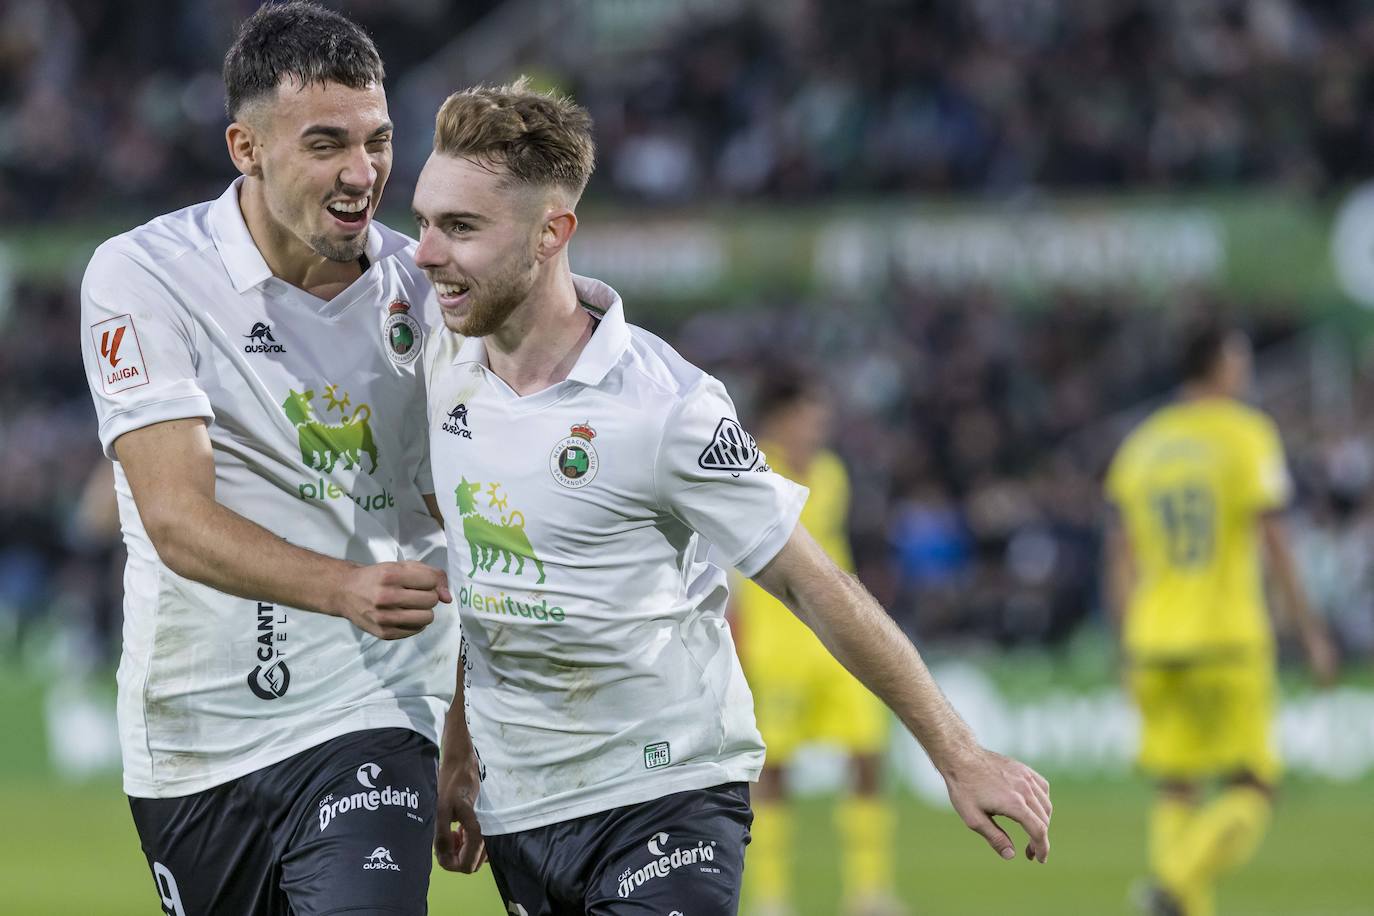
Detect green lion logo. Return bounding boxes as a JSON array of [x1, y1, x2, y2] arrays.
[[281, 385, 379, 474], [454, 477, 545, 585]]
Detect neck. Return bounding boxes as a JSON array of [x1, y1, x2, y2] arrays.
[[238, 179, 363, 297], [485, 267, 592, 396]]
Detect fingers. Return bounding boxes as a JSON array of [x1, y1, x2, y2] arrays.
[[372, 608, 436, 640], [435, 568, 453, 604], [1009, 797, 1050, 864], [967, 811, 1016, 861]]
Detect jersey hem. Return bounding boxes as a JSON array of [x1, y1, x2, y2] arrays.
[[475, 760, 762, 836], [122, 706, 442, 799]]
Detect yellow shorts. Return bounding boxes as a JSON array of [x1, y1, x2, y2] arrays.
[[1129, 653, 1280, 784], [741, 612, 887, 764]]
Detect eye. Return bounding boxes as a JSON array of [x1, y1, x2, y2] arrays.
[[450, 222, 473, 234], [311, 143, 337, 152]]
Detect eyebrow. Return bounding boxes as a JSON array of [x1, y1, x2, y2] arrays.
[[413, 210, 488, 224], [300, 122, 394, 140]]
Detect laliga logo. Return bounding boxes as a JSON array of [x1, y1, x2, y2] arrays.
[[357, 762, 382, 789]]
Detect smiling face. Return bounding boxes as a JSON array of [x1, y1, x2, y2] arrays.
[[237, 79, 393, 263], [411, 153, 548, 336]]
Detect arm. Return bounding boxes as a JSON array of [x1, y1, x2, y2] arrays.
[[435, 662, 485, 873], [1261, 514, 1337, 685], [115, 418, 449, 639], [752, 523, 1052, 863], [1104, 508, 1137, 638]]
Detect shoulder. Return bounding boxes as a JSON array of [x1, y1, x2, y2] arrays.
[[85, 200, 215, 286], [620, 324, 722, 406]]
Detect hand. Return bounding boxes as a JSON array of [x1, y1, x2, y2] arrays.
[[941, 747, 1052, 863], [435, 747, 486, 873], [335, 562, 452, 640], [1304, 629, 1339, 688]]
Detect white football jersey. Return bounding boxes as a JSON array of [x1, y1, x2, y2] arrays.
[[425, 276, 807, 834], [80, 179, 457, 798]]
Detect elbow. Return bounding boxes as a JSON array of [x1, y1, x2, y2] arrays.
[[143, 509, 199, 579]]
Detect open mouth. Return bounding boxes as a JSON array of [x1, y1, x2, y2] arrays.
[[433, 280, 471, 305], [326, 196, 370, 225]]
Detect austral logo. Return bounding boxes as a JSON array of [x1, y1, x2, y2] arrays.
[[363, 847, 401, 871], [442, 402, 472, 438], [247, 601, 290, 700], [244, 322, 286, 353], [698, 417, 760, 477]]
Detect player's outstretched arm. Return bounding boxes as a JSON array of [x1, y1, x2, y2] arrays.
[[435, 685, 486, 873], [1261, 514, 1339, 686], [114, 417, 451, 639], [752, 523, 1052, 863]]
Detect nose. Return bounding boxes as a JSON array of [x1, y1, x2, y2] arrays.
[[414, 226, 445, 270], [338, 146, 377, 194]]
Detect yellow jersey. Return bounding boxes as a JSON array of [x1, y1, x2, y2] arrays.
[[735, 444, 854, 631], [1106, 398, 1290, 657]]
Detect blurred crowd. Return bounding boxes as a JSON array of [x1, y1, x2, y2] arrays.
[[6, 270, 1374, 672], [11, 0, 1374, 218], [6, 0, 1374, 672]]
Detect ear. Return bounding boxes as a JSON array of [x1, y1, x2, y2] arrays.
[[226, 120, 264, 179], [535, 208, 578, 264]]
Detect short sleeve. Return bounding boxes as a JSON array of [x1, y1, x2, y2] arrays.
[[1245, 415, 1291, 512], [654, 377, 809, 577], [80, 241, 213, 459]]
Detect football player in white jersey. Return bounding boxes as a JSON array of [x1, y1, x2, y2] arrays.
[[79, 4, 460, 914], [414, 81, 1052, 915]]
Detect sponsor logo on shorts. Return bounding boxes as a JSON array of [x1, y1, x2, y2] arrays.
[[617, 832, 717, 899], [318, 763, 421, 832], [363, 846, 401, 871], [356, 762, 382, 788]]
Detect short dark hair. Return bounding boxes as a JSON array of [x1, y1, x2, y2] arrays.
[[754, 364, 825, 423], [223, 1, 385, 120], [1179, 318, 1232, 384]]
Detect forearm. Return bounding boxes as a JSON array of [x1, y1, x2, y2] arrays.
[[151, 492, 357, 616], [765, 549, 977, 771], [1262, 519, 1324, 637]]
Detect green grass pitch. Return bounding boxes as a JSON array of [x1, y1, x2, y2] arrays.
[[1, 775, 1368, 915]]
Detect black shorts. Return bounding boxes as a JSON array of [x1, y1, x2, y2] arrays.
[[129, 727, 437, 916], [486, 782, 752, 916]]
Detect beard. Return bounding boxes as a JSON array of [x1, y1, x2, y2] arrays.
[[308, 230, 369, 263], [450, 249, 538, 337]]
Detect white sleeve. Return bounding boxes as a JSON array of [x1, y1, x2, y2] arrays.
[[653, 377, 808, 577], [80, 241, 214, 459]]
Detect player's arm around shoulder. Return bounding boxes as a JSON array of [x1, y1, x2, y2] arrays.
[[751, 524, 1053, 863]]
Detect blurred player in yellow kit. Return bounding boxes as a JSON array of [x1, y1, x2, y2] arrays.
[[1105, 321, 1337, 916], [733, 368, 900, 916]]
